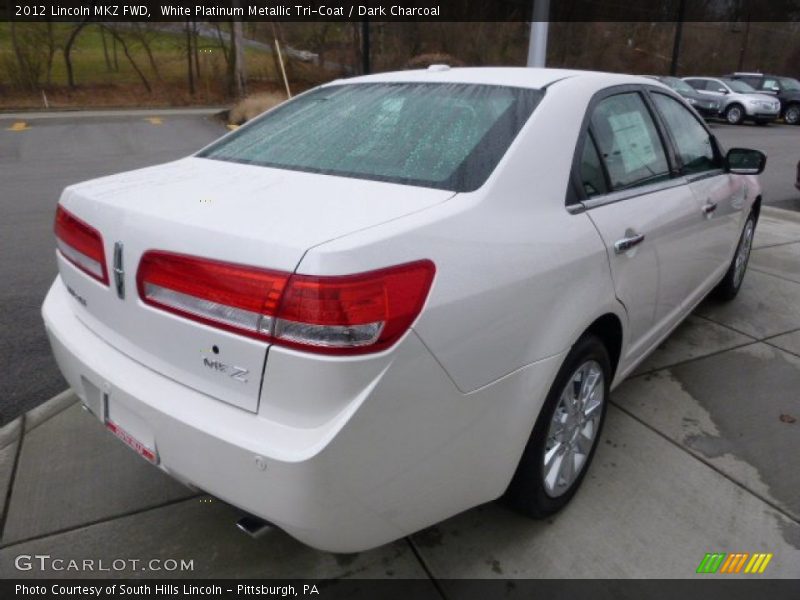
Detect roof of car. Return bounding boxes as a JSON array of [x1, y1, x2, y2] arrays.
[[332, 67, 654, 90]]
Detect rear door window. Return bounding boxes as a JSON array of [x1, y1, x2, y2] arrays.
[[685, 79, 707, 91], [590, 93, 671, 191]]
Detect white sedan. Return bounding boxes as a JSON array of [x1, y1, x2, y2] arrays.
[[42, 67, 765, 552]]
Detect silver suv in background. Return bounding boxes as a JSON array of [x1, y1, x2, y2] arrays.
[[683, 76, 781, 125], [726, 72, 800, 125]]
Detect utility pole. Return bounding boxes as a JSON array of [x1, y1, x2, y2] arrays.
[[737, 16, 751, 71], [669, 0, 686, 75], [527, 0, 550, 68], [362, 19, 370, 74]]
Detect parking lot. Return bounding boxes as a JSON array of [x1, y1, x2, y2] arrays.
[[0, 111, 799, 581], [713, 121, 800, 212]]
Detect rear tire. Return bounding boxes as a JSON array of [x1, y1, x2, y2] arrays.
[[725, 104, 745, 125], [504, 335, 610, 518], [713, 211, 756, 301]]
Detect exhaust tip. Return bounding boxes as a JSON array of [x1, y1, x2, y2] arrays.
[[236, 514, 273, 539]]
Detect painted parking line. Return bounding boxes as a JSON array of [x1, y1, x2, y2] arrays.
[[6, 121, 30, 131], [145, 117, 163, 125]]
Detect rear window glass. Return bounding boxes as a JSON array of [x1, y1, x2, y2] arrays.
[[197, 83, 543, 192], [590, 93, 670, 191]]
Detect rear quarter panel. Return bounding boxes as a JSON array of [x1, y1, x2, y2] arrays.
[[298, 76, 627, 393]]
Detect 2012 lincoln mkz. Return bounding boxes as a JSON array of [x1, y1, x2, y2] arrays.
[[42, 67, 766, 552]]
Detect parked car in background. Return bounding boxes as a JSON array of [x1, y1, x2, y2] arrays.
[[683, 76, 781, 125], [43, 67, 766, 552], [645, 76, 721, 118], [727, 72, 800, 125]]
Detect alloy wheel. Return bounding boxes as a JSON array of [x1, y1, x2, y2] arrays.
[[726, 106, 743, 124], [542, 360, 605, 498], [785, 105, 800, 125]]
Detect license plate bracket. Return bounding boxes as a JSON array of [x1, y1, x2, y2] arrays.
[[106, 419, 159, 464]]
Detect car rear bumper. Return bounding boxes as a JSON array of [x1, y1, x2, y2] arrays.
[[42, 276, 563, 551]]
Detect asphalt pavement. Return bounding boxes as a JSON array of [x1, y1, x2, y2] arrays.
[[0, 111, 798, 425], [713, 121, 800, 212], [0, 110, 227, 424]]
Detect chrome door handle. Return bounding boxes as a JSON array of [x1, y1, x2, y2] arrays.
[[702, 201, 718, 216], [614, 233, 645, 254]]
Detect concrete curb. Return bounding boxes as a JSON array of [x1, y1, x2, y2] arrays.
[[762, 205, 800, 224], [24, 390, 77, 433], [0, 419, 22, 452]]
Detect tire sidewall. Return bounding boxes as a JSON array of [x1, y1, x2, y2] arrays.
[[713, 211, 757, 301], [732, 213, 757, 291], [785, 104, 800, 125], [506, 335, 612, 516]]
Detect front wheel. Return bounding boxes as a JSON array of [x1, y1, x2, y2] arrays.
[[725, 104, 745, 125], [504, 335, 610, 518], [713, 211, 756, 301]]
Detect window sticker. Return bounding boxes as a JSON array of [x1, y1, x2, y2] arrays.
[[607, 111, 659, 174]]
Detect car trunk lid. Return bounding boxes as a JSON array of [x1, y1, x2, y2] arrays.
[[56, 157, 453, 412]]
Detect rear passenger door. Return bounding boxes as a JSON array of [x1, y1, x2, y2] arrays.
[[570, 88, 700, 366]]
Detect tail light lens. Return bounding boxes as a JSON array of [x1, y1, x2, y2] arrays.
[[137, 251, 435, 355], [137, 251, 289, 339], [54, 205, 109, 285]]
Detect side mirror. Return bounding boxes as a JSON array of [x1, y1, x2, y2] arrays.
[[725, 148, 766, 175]]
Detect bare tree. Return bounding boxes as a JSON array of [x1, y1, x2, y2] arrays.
[[7, 22, 52, 90], [231, 15, 247, 97], [192, 20, 201, 79], [63, 19, 90, 89], [128, 23, 162, 80], [44, 21, 57, 85], [101, 25, 152, 93], [100, 25, 113, 72], [185, 19, 195, 95]]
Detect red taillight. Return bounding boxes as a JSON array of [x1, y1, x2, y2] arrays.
[[54, 205, 109, 285], [137, 251, 435, 355], [275, 263, 435, 354], [137, 252, 289, 339]]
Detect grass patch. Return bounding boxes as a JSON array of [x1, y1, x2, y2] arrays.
[[0, 23, 290, 109]]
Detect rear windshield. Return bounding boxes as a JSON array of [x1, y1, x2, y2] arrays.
[[197, 82, 543, 192]]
